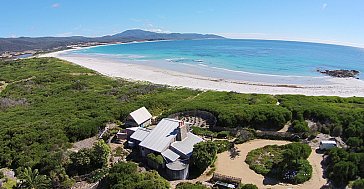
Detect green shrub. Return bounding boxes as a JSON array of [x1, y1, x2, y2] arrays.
[[176, 182, 209, 189], [240, 184, 258, 189], [191, 126, 217, 137], [234, 129, 255, 144], [332, 125, 343, 137], [0, 171, 4, 179], [213, 140, 233, 153], [86, 167, 109, 183], [291, 120, 309, 133], [216, 131, 230, 139], [291, 159, 312, 184], [246, 143, 312, 184], [352, 179, 364, 189], [191, 141, 218, 173], [102, 162, 170, 188], [147, 153, 164, 166]]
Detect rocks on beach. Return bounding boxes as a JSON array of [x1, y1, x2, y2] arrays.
[[317, 69, 360, 79]]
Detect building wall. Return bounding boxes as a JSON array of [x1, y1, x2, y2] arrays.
[[166, 164, 189, 180]]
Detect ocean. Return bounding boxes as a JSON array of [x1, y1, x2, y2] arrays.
[[71, 39, 364, 81]]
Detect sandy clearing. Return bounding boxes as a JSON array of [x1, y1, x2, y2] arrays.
[[215, 139, 328, 189]]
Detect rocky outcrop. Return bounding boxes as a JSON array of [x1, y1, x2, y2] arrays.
[[317, 69, 360, 79]]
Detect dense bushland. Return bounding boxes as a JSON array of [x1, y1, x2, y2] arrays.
[[0, 58, 364, 188]]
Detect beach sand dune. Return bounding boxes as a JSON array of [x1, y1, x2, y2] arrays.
[[40, 50, 364, 97]]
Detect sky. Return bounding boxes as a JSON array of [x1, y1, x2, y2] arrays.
[[1, 0, 364, 47]]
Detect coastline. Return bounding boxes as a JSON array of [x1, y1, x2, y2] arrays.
[[40, 49, 364, 97]]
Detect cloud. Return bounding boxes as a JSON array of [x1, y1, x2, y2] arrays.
[[322, 3, 328, 10], [52, 3, 60, 8], [130, 18, 170, 33]]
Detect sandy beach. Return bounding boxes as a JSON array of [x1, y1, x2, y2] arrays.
[[40, 49, 364, 97]]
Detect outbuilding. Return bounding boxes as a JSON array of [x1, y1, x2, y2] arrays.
[[126, 107, 152, 127], [319, 140, 337, 150]]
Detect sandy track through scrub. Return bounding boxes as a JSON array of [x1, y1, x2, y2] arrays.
[[215, 139, 327, 189]]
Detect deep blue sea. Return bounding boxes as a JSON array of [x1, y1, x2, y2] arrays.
[[72, 39, 364, 79]]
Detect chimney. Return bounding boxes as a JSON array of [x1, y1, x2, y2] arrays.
[[177, 121, 188, 141]]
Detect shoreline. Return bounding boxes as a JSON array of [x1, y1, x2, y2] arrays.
[[40, 49, 364, 97]]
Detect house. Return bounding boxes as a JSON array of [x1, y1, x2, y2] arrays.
[[129, 118, 203, 180], [126, 107, 152, 127]]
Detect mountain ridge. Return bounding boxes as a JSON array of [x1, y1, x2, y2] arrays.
[[0, 29, 224, 54]]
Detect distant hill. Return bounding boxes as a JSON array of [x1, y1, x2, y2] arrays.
[[0, 29, 224, 54]]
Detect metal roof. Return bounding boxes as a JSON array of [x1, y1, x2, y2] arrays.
[[125, 127, 140, 132], [161, 149, 180, 162], [130, 128, 151, 142], [139, 118, 180, 153], [171, 132, 203, 157], [129, 107, 152, 125], [320, 140, 337, 144]]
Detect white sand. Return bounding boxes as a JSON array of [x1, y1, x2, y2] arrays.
[[40, 50, 364, 97], [215, 139, 327, 189]]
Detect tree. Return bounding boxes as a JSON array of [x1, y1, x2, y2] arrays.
[[330, 161, 358, 186], [17, 167, 51, 189], [49, 167, 75, 189], [283, 143, 311, 165], [291, 120, 309, 133], [68, 140, 111, 175], [332, 125, 343, 137], [347, 137, 363, 148], [102, 162, 169, 189], [92, 140, 111, 167], [190, 141, 218, 173], [352, 179, 364, 189]]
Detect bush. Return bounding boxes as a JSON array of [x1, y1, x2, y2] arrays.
[[234, 129, 255, 144], [147, 153, 164, 169], [176, 182, 209, 189], [246, 143, 312, 184], [240, 184, 258, 189], [86, 167, 109, 183], [331, 161, 358, 186], [291, 159, 312, 184], [291, 120, 309, 133], [190, 141, 218, 173], [0, 171, 4, 179], [102, 162, 170, 189], [352, 179, 364, 189], [213, 140, 233, 153], [216, 131, 230, 139], [332, 125, 343, 137], [191, 126, 217, 138]]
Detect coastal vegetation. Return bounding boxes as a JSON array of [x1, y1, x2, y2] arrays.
[[100, 161, 170, 189], [176, 182, 209, 189], [245, 143, 312, 184], [0, 57, 363, 187]]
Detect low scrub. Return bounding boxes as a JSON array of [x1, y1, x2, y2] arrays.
[[246, 143, 312, 184]]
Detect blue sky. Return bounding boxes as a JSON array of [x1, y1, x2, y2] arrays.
[[1, 0, 364, 47]]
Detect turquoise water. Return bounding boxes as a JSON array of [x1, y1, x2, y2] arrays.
[[72, 39, 364, 79]]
